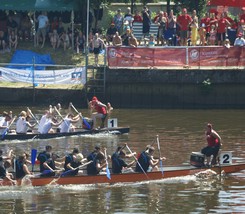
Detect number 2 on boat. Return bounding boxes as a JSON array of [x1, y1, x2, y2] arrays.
[[219, 151, 232, 165]]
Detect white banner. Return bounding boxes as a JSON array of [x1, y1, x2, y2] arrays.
[[0, 67, 86, 85]]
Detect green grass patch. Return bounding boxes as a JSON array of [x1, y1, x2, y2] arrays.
[[0, 40, 106, 89]]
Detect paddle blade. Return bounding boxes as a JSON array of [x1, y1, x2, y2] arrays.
[[83, 118, 91, 130], [106, 166, 111, 180], [31, 149, 37, 171], [159, 160, 164, 176], [1, 128, 8, 140]]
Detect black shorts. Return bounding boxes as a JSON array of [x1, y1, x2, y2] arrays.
[[217, 33, 226, 41], [201, 146, 220, 157], [94, 47, 100, 55]]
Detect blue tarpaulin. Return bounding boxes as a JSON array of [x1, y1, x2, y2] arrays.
[[7, 50, 55, 70]]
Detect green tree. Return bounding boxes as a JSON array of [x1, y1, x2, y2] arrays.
[[173, 0, 207, 16]]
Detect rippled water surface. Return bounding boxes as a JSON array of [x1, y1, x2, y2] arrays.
[[0, 108, 245, 213]]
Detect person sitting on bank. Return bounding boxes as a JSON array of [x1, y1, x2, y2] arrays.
[[112, 149, 135, 174], [8, 30, 18, 51], [112, 31, 122, 47], [16, 111, 36, 134], [89, 96, 108, 129], [135, 146, 165, 173], [0, 160, 16, 185], [234, 33, 245, 47], [201, 123, 222, 166], [128, 33, 138, 48], [106, 22, 117, 45]]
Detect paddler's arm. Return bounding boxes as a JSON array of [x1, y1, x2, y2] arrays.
[[23, 163, 32, 175], [43, 162, 55, 172], [66, 162, 76, 171]]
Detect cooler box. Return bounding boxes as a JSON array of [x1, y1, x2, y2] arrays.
[[190, 152, 204, 167]]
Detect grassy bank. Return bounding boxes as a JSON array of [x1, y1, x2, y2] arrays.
[[0, 40, 105, 89], [0, 40, 106, 66]]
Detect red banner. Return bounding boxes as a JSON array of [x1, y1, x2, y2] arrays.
[[107, 47, 186, 68], [107, 46, 245, 68]]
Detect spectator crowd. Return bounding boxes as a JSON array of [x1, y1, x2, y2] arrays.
[[0, 6, 245, 55]]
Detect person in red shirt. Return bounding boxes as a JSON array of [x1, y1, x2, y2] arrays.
[[240, 8, 245, 22], [224, 11, 234, 29], [217, 13, 231, 45], [133, 10, 143, 23], [89, 96, 108, 129], [200, 13, 211, 44], [201, 123, 222, 167], [177, 8, 192, 46]]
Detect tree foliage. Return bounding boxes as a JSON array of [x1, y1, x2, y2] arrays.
[[173, 0, 207, 16]]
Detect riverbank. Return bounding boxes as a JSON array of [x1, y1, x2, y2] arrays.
[[1, 67, 245, 109]]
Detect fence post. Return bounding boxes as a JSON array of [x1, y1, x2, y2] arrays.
[[32, 57, 36, 103]]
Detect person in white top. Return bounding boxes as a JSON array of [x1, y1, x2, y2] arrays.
[[59, 113, 81, 133], [40, 117, 62, 134], [16, 111, 36, 134], [234, 33, 245, 46], [0, 112, 12, 135], [38, 110, 52, 133]]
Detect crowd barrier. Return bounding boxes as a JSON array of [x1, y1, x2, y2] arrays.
[[107, 46, 245, 69], [0, 64, 86, 85]]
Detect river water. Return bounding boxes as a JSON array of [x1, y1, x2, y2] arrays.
[[0, 108, 245, 214]]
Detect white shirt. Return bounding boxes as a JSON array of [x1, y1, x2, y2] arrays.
[[37, 15, 48, 29], [234, 37, 245, 46], [38, 115, 47, 133], [0, 118, 8, 135], [40, 119, 52, 134], [16, 117, 28, 134], [59, 118, 71, 133]]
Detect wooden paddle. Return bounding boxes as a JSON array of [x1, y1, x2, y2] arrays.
[[60, 160, 93, 177], [70, 102, 91, 130], [27, 107, 39, 125], [126, 144, 149, 179], [156, 135, 164, 175], [1, 116, 17, 140], [54, 106, 69, 127]]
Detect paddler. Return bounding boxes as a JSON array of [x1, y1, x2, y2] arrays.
[[201, 123, 222, 167], [16, 111, 36, 134], [58, 113, 81, 133], [0, 111, 13, 135], [89, 96, 108, 129], [135, 146, 166, 173]]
